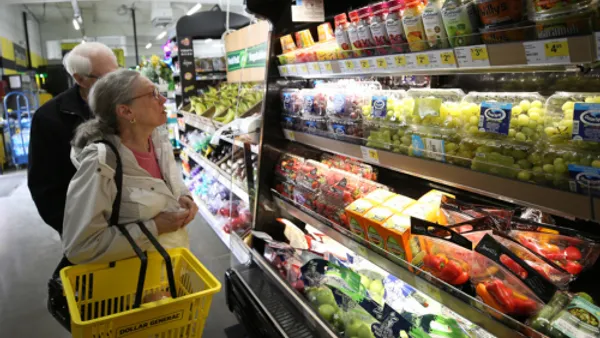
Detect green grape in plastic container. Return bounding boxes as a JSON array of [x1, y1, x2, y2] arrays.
[[543, 92, 600, 152], [461, 91, 546, 145], [459, 137, 534, 180], [405, 88, 466, 128]]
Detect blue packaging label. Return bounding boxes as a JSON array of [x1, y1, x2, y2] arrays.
[[372, 96, 388, 118], [282, 92, 293, 113], [568, 164, 600, 196], [332, 123, 347, 135], [331, 94, 346, 115], [282, 116, 295, 128], [304, 120, 320, 133], [303, 94, 315, 114], [412, 135, 445, 162], [479, 102, 512, 135], [572, 103, 600, 142]]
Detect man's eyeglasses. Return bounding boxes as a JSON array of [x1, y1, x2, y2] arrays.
[[84, 74, 100, 79], [130, 87, 161, 101]]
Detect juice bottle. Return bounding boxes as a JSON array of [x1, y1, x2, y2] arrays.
[[357, 6, 377, 55], [334, 14, 353, 59], [347, 10, 365, 57], [385, 0, 408, 53], [402, 0, 428, 52], [441, 0, 481, 47], [371, 2, 391, 54], [423, 0, 450, 48]]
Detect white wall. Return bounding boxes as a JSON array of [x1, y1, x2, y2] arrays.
[[0, 4, 44, 58]]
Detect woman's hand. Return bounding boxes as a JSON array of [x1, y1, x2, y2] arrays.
[[178, 195, 198, 225], [154, 210, 190, 235]]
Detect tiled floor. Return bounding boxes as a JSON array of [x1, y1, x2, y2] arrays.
[[0, 170, 246, 338]]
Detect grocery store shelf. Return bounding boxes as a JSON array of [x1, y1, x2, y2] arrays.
[[283, 129, 595, 221], [194, 194, 230, 247], [181, 111, 260, 154], [185, 146, 250, 204], [272, 192, 540, 338]]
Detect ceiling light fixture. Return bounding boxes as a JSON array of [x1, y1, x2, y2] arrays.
[[205, 39, 213, 43], [145, 43, 152, 49], [186, 3, 202, 16], [156, 31, 167, 40], [72, 18, 80, 31]]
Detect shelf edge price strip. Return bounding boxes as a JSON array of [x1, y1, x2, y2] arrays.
[[454, 44, 490, 68], [438, 50, 457, 68], [278, 65, 289, 76], [319, 61, 334, 74], [524, 38, 571, 65], [360, 146, 380, 164], [339, 59, 358, 74], [298, 64, 309, 75], [308, 62, 321, 75]]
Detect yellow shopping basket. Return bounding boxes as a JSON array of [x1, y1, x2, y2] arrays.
[[60, 229, 221, 338]]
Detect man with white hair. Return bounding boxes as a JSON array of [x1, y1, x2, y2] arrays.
[[28, 42, 119, 236]]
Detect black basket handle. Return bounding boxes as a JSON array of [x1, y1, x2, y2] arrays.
[[97, 140, 177, 309]]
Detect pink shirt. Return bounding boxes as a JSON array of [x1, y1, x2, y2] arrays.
[[128, 141, 163, 180]]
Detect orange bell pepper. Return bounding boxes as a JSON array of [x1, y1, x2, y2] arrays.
[[476, 283, 506, 313]]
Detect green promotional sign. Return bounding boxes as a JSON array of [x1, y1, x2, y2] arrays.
[[227, 42, 268, 71]]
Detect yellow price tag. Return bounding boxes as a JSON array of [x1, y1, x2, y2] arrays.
[[360, 59, 370, 69], [440, 51, 455, 65], [285, 130, 296, 141], [312, 63, 320, 71], [416, 54, 430, 66], [545, 40, 569, 57], [470, 47, 488, 61], [300, 65, 308, 73], [394, 55, 406, 66], [368, 149, 379, 161], [345, 60, 355, 69], [289, 65, 297, 73], [281, 67, 288, 74], [376, 58, 387, 69], [324, 62, 332, 71]]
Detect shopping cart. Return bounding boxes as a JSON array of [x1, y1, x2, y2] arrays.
[[60, 224, 222, 338]]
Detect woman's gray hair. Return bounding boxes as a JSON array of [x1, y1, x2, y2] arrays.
[[72, 69, 141, 148]]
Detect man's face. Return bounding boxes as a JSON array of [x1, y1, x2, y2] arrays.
[[74, 53, 119, 89]]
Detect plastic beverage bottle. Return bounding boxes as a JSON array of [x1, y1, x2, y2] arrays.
[[347, 10, 364, 56], [357, 6, 376, 55], [423, 0, 450, 48], [441, 0, 481, 47], [385, 0, 408, 53], [371, 2, 391, 53], [334, 13, 353, 58]]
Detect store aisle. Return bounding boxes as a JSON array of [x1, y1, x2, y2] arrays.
[[0, 170, 245, 338]]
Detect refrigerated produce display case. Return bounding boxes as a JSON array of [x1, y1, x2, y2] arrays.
[[174, 1, 600, 337]]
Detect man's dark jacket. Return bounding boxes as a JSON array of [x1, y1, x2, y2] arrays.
[[28, 86, 92, 235]]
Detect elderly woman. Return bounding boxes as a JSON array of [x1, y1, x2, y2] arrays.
[[62, 69, 198, 264]]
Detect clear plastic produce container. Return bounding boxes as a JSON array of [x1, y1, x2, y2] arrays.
[[281, 89, 303, 115], [281, 114, 302, 131], [405, 88, 466, 128], [462, 91, 546, 145], [364, 118, 413, 154], [543, 92, 600, 152], [325, 87, 372, 121], [300, 116, 328, 136], [459, 137, 535, 179], [327, 118, 365, 144], [301, 89, 327, 117], [535, 146, 600, 194], [366, 89, 408, 122]]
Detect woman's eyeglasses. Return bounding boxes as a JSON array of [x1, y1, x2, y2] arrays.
[[131, 87, 161, 101]]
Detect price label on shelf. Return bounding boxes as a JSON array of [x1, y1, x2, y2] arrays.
[[319, 61, 334, 74], [524, 38, 571, 65], [339, 59, 359, 73], [360, 146, 380, 164], [393, 55, 406, 67], [278, 65, 289, 76], [283, 129, 296, 141], [415, 54, 430, 67], [357, 57, 376, 72], [439, 50, 457, 67], [308, 62, 321, 75], [298, 64, 309, 75], [454, 45, 491, 68], [288, 65, 298, 76], [375, 57, 388, 69]]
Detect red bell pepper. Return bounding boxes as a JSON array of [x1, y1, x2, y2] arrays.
[[565, 246, 582, 261], [423, 254, 446, 272], [450, 271, 469, 285], [437, 259, 463, 283], [499, 255, 528, 279], [486, 279, 515, 313], [512, 296, 538, 315], [563, 260, 583, 275]]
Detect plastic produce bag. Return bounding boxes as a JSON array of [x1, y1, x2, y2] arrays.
[[411, 218, 473, 286], [472, 235, 551, 318]]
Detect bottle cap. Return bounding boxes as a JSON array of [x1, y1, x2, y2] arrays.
[[372, 2, 390, 15], [349, 10, 360, 22], [334, 13, 348, 26], [357, 6, 373, 19], [386, 0, 406, 11]]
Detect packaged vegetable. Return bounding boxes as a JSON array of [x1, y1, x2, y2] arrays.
[[473, 234, 555, 312], [439, 195, 514, 231], [474, 0, 525, 26], [544, 294, 600, 338], [508, 229, 600, 276], [411, 218, 474, 286], [463, 231, 572, 288], [528, 291, 572, 336], [533, 5, 597, 39]]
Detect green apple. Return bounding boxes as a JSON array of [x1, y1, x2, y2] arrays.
[[317, 304, 336, 322]]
